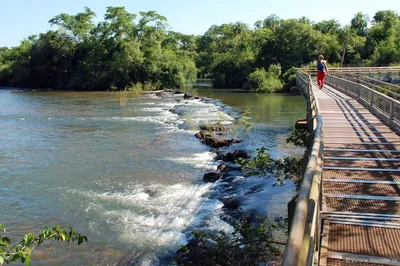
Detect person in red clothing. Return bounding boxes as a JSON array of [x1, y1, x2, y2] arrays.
[[316, 55, 328, 89]]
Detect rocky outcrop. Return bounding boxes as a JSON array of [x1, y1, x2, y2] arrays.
[[195, 130, 243, 148]]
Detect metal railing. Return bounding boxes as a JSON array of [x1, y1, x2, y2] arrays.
[[282, 71, 323, 266], [326, 75, 400, 130], [334, 73, 400, 100]]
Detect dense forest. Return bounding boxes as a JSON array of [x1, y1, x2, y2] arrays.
[[0, 7, 399, 91]]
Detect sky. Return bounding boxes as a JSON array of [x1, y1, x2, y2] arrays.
[[1, 0, 399, 47]]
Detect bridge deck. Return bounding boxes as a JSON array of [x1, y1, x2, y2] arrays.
[[315, 84, 400, 266]]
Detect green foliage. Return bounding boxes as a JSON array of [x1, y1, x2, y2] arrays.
[[286, 128, 308, 148], [0, 224, 87, 265], [246, 64, 283, 93], [2, 8, 400, 90], [273, 156, 302, 185], [236, 146, 302, 185], [246, 68, 269, 91], [236, 147, 274, 175], [174, 218, 284, 266], [281, 66, 297, 91], [0, 7, 197, 90], [351, 12, 369, 36]]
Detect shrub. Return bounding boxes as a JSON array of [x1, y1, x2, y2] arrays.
[[282, 66, 297, 91], [246, 64, 283, 92]]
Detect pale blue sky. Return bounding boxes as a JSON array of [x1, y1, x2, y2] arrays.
[[1, 0, 399, 47]]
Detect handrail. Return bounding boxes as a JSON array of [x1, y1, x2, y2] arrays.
[[282, 71, 323, 266], [326, 75, 400, 130], [300, 66, 400, 73]]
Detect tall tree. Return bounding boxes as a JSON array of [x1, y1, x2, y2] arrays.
[[49, 7, 95, 42], [338, 26, 366, 66], [351, 12, 369, 36], [314, 20, 341, 35]]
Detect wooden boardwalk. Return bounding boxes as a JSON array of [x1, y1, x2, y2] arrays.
[[315, 84, 400, 265]]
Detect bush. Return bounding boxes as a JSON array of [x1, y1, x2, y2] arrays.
[[246, 65, 283, 93], [281, 66, 297, 92], [246, 68, 268, 91]]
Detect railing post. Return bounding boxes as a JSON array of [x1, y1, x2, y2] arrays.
[[370, 91, 374, 108], [389, 101, 394, 127]]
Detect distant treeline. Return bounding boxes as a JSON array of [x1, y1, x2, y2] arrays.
[[0, 8, 399, 91]]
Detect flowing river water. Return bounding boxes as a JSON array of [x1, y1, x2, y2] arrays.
[[0, 87, 305, 265]]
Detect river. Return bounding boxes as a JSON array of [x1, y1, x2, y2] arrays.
[[0, 87, 305, 265]]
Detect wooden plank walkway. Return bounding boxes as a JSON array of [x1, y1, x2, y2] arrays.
[[315, 84, 400, 266]]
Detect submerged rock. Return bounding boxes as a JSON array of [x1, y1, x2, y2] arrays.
[[222, 175, 240, 182], [183, 93, 193, 99], [169, 107, 186, 116], [222, 197, 242, 210], [217, 150, 251, 162], [217, 163, 242, 173], [203, 172, 224, 182], [217, 163, 230, 172]]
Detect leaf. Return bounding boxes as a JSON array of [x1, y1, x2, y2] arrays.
[[25, 256, 31, 266], [24, 233, 34, 245], [1, 237, 11, 246], [0, 256, 4, 265]]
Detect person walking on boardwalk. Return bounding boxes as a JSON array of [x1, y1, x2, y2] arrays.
[[317, 55, 328, 89]]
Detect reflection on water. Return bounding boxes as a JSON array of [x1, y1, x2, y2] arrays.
[[0, 88, 305, 265]]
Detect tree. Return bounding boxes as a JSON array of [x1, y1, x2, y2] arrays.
[[372, 10, 399, 25], [351, 12, 369, 36], [338, 26, 366, 66], [263, 14, 281, 31], [314, 20, 341, 35], [49, 7, 95, 42], [104, 6, 136, 40]]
